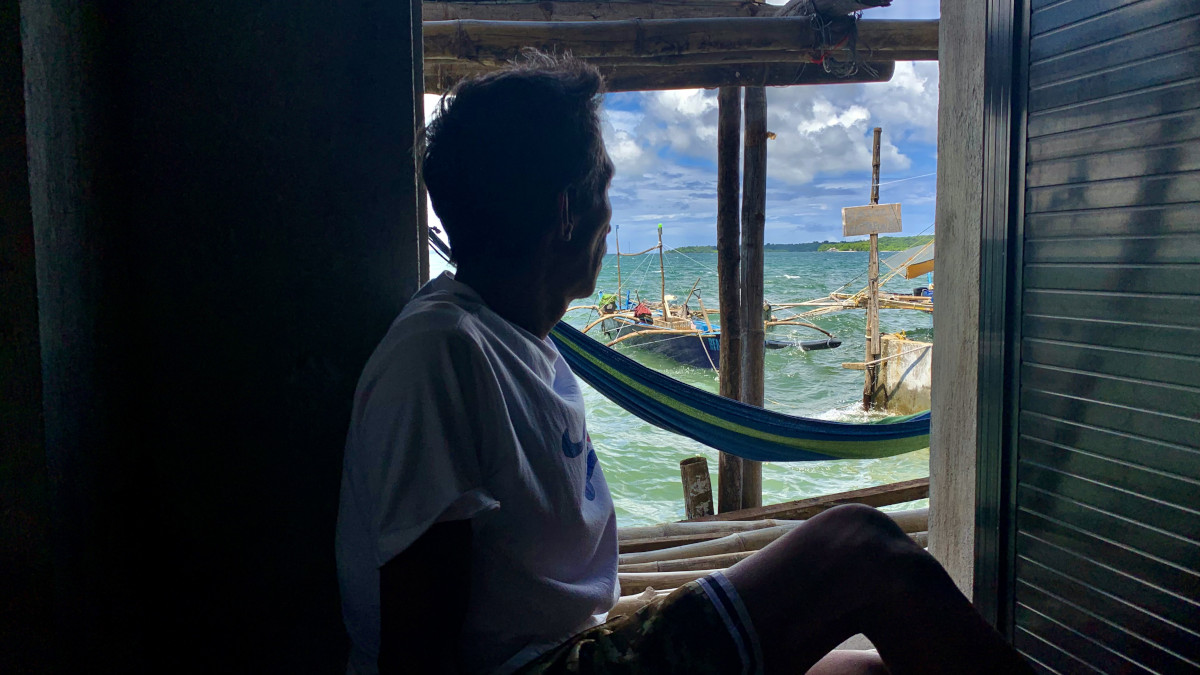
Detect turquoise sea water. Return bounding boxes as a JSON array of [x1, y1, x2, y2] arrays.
[[433, 250, 933, 526]]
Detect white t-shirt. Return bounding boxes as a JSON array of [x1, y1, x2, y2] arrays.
[[336, 272, 619, 675]]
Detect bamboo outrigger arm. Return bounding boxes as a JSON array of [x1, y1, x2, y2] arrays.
[[764, 319, 835, 338], [582, 314, 625, 334], [606, 327, 701, 347], [423, 18, 938, 66]]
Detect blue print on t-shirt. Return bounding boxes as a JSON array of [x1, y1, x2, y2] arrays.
[[561, 430, 599, 501]]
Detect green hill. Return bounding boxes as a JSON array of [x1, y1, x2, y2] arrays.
[[817, 235, 933, 252], [669, 235, 932, 255]]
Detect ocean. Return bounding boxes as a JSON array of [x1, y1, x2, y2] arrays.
[[433, 249, 934, 526]]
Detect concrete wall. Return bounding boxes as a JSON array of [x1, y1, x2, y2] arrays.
[[16, 1, 422, 670], [929, 0, 986, 598], [878, 334, 931, 415]]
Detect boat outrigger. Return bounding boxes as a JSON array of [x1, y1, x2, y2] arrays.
[[568, 224, 842, 370]]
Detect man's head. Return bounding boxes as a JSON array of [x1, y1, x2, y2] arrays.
[[423, 53, 614, 299]]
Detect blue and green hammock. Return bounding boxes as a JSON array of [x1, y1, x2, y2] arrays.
[[430, 231, 928, 461], [550, 322, 930, 462]]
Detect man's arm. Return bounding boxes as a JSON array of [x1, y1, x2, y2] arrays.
[[379, 520, 473, 675]]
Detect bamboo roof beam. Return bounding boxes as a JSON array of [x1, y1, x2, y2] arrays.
[[423, 17, 939, 65], [426, 59, 895, 93], [423, 0, 772, 22]]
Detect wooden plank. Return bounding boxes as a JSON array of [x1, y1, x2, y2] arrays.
[[842, 203, 902, 236], [423, 0, 771, 22], [423, 0, 891, 22], [427, 59, 896, 93], [694, 477, 930, 521], [423, 18, 939, 65]]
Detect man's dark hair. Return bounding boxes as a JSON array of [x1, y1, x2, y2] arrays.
[[422, 53, 612, 266]]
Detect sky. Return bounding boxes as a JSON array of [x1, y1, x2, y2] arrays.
[[425, 0, 940, 254]]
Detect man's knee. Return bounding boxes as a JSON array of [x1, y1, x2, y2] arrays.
[[805, 505, 917, 567]]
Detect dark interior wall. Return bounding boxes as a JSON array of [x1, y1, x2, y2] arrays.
[[19, 1, 421, 671], [1, 1, 50, 672]]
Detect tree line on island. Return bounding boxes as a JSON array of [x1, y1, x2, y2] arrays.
[[671, 234, 933, 254]]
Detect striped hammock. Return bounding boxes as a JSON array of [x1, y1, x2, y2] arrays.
[[550, 321, 930, 462]]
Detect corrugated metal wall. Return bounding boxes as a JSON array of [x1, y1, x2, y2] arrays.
[[1012, 1, 1200, 672]]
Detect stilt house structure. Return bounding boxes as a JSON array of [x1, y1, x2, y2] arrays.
[[2, 0, 1196, 672]]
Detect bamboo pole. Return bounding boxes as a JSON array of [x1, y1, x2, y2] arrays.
[[763, 320, 835, 337], [683, 276, 703, 310], [716, 86, 744, 514], [619, 508, 929, 564], [422, 18, 939, 64], [739, 85, 767, 510], [425, 59, 899, 94], [619, 518, 795, 541], [697, 294, 715, 332], [616, 244, 663, 257], [863, 126, 883, 409], [581, 316, 614, 334], [679, 457, 715, 519], [620, 569, 716, 595], [620, 550, 756, 573]]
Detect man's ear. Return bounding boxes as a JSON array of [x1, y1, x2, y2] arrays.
[[558, 191, 574, 242]]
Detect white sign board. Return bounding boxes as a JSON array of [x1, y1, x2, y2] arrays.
[[842, 203, 902, 237]]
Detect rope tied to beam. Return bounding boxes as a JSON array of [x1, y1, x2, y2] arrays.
[[808, 12, 876, 79]]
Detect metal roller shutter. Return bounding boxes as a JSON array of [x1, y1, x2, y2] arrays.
[[1011, 1, 1200, 672]]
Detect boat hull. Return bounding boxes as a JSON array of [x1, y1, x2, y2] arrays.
[[601, 318, 720, 369], [600, 317, 841, 370]]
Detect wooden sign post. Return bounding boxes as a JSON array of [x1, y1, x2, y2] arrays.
[[840, 128, 903, 409]]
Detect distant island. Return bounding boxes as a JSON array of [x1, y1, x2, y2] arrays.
[[671, 235, 932, 255]]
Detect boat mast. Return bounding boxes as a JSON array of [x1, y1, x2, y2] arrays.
[[658, 223, 668, 317], [615, 224, 621, 301]]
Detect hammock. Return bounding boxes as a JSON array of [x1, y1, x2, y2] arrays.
[[550, 321, 930, 462]]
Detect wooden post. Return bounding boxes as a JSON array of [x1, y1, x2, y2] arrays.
[[716, 86, 744, 513], [863, 126, 883, 409], [679, 457, 715, 519], [739, 85, 767, 509]]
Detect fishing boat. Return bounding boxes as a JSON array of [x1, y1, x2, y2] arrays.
[[570, 225, 842, 370]]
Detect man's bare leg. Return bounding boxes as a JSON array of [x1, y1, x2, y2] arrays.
[[723, 504, 1034, 675], [806, 649, 889, 675]]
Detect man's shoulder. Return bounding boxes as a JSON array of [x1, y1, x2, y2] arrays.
[[379, 299, 489, 366]]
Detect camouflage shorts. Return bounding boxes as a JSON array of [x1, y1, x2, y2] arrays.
[[515, 572, 763, 675]]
